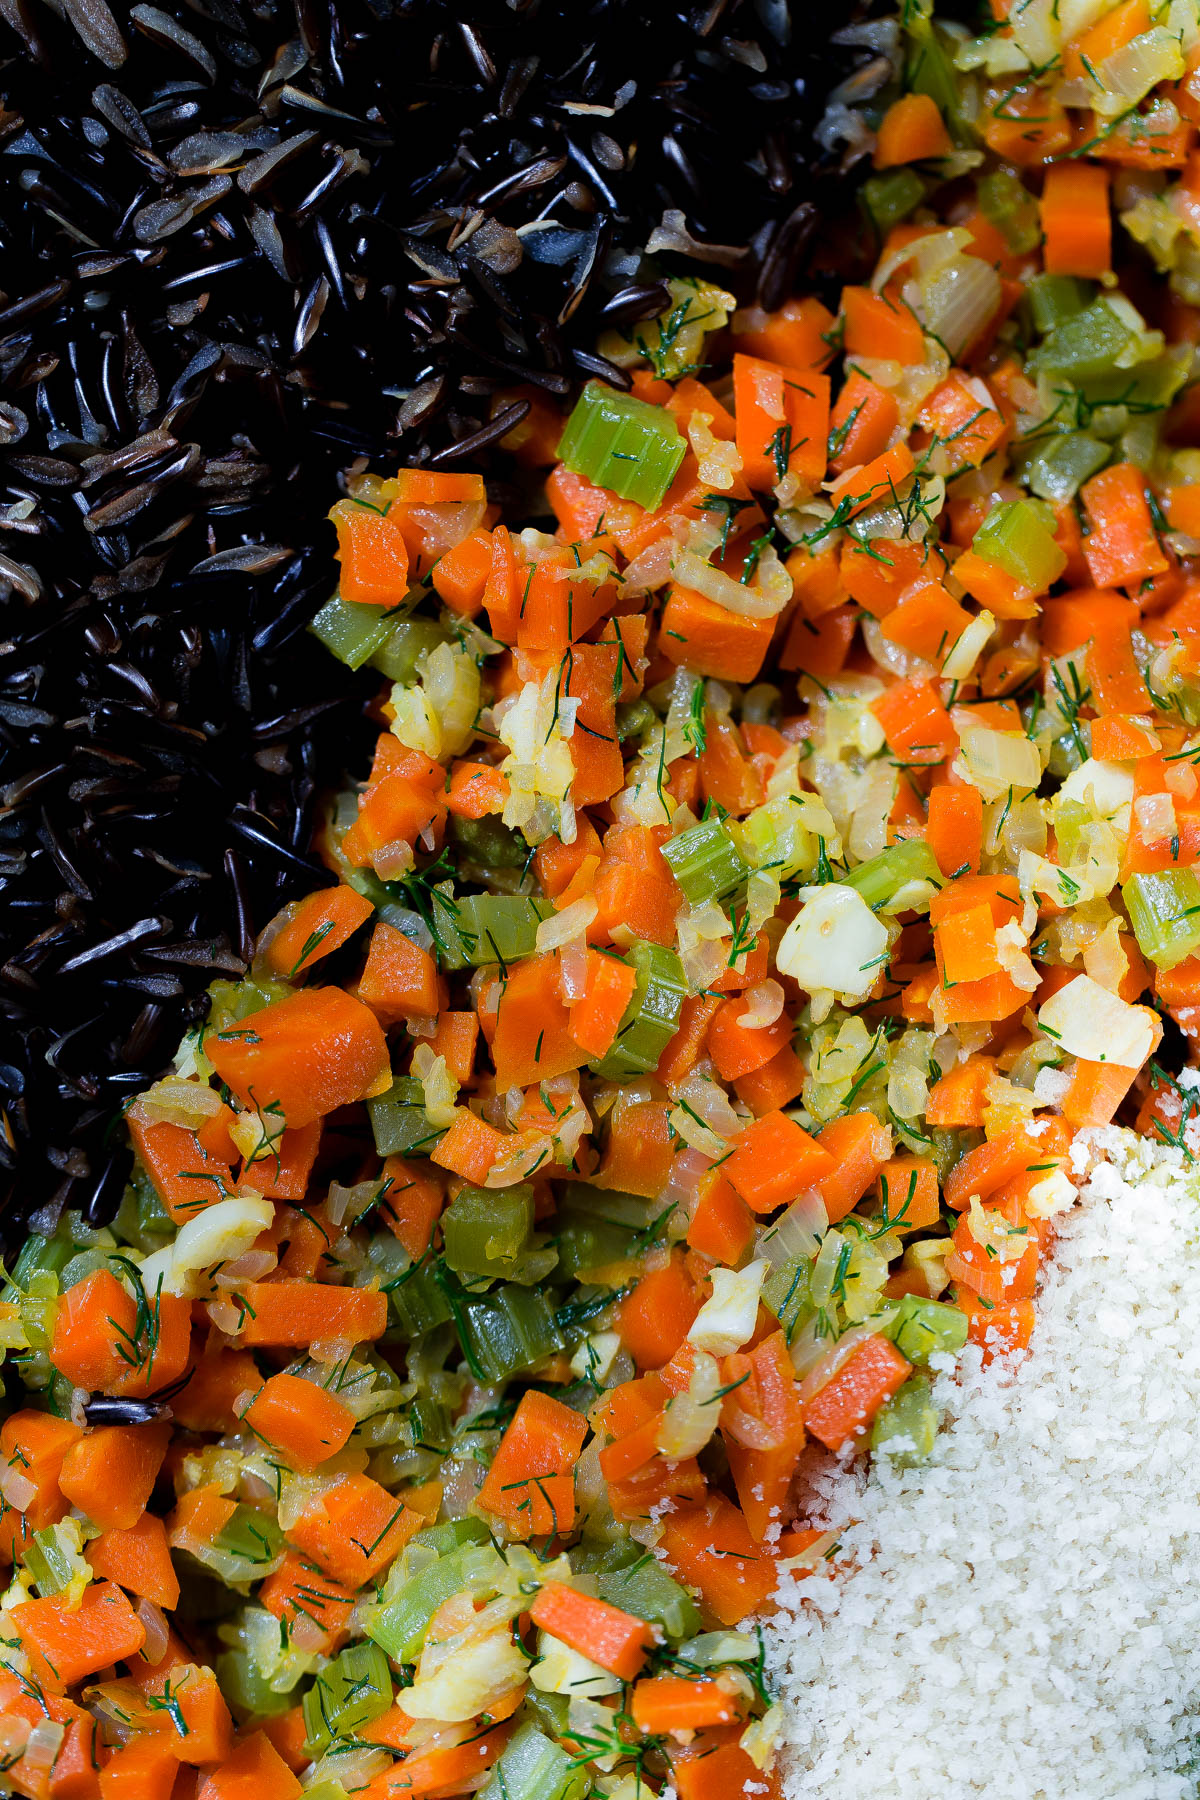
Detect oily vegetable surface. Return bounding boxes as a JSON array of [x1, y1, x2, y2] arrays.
[[10, 1, 1200, 1793]]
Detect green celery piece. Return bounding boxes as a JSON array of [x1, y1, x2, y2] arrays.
[[458, 1283, 564, 1381], [844, 837, 943, 911], [302, 1641, 393, 1756], [22, 1526, 77, 1597], [972, 498, 1066, 591], [214, 1506, 284, 1570], [616, 697, 657, 741], [1033, 299, 1140, 381], [555, 1210, 636, 1280], [590, 941, 687, 1080], [449, 813, 528, 870], [761, 1258, 812, 1342], [297, 1786, 350, 1800], [557, 382, 686, 512], [368, 1076, 443, 1158], [309, 594, 392, 670], [410, 1517, 491, 1558], [9, 1233, 74, 1289], [479, 1723, 591, 1800], [598, 1556, 702, 1641], [661, 815, 750, 907], [904, 4, 968, 142], [409, 1387, 452, 1454], [523, 1688, 571, 1738], [1123, 869, 1200, 969], [369, 617, 451, 683], [215, 1648, 297, 1720], [978, 170, 1039, 255], [366, 1545, 478, 1663], [890, 1293, 968, 1365], [385, 1259, 455, 1339], [1020, 432, 1109, 504], [1025, 273, 1093, 336], [442, 1185, 535, 1279], [870, 1374, 940, 1467], [452, 894, 553, 967], [861, 169, 925, 236]]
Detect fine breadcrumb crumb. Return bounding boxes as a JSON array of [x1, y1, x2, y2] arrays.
[[767, 1127, 1200, 1800]]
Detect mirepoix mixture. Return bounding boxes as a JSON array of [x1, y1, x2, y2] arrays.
[[6, 2, 1200, 1795]]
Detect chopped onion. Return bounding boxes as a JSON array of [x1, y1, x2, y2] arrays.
[[777, 884, 889, 1000], [373, 839, 416, 881], [535, 896, 597, 952], [656, 1349, 722, 1459], [558, 934, 590, 1002], [915, 254, 1002, 360], [213, 1249, 277, 1288], [1038, 974, 1157, 1069], [955, 722, 1043, 802], [941, 606, 995, 681], [738, 979, 785, 1032], [0, 1465, 36, 1512], [21, 1722, 65, 1776], [757, 1191, 829, 1268], [135, 1598, 170, 1665], [793, 1320, 879, 1395], [671, 547, 789, 619]]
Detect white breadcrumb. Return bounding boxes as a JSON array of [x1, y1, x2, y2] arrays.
[[766, 1126, 1200, 1800]]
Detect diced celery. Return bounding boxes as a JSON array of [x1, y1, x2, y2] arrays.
[[385, 1259, 454, 1339], [410, 1517, 490, 1558], [844, 838, 943, 912], [616, 697, 657, 741], [479, 1723, 591, 1800], [978, 170, 1039, 255], [1019, 432, 1109, 504], [215, 1649, 298, 1719], [9, 1232, 74, 1290], [889, 1293, 968, 1365], [1123, 869, 1200, 969], [450, 893, 553, 967], [597, 1556, 702, 1642], [972, 498, 1066, 591], [555, 1210, 636, 1280], [761, 1259, 812, 1343], [556, 381, 686, 512], [459, 1283, 564, 1381], [369, 617, 450, 683], [904, 4, 968, 142], [366, 1544, 479, 1663], [1033, 299, 1140, 381], [309, 594, 392, 670], [409, 1388, 452, 1454], [870, 1374, 940, 1467], [590, 941, 687, 1080], [1025, 273, 1093, 336], [523, 1687, 571, 1738], [303, 1642, 393, 1755], [449, 813, 528, 870], [442, 1185, 535, 1279], [861, 169, 925, 236], [214, 1506, 284, 1570], [661, 816, 750, 906], [23, 1526, 78, 1597], [368, 1076, 443, 1158], [297, 1785, 349, 1800]]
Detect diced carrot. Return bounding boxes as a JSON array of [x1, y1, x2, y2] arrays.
[[926, 783, 983, 878], [731, 296, 836, 369], [657, 992, 723, 1089], [590, 825, 682, 949], [239, 1119, 322, 1203], [477, 1390, 588, 1538], [13, 1581, 145, 1691], [58, 1423, 169, 1533], [259, 1553, 356, 1657], [687, 1173, 756, 1264], [50, 1269, 140, 1392], [617, 1253, 703, 1371], [944, 1126, 1045, 1211], [827, 440, 917, 518], [567, 949, 638, 1059], [937, 901, 1001, 984], [330, 497, 409, 606], [841, 287, 925, 364], [490, 952, 590, 1090], [529, 1582, 656, 1680], [127, 1115, 235, 1224], [957, 1291, 1036, 1364], [206, 987, 389, 1128], [815, 1111, 894, 1223], [872, 678, 957, 765], [1062, 1057, 1140, 1127], [596, 1097, 675, 1198], [98, 1739, 180, 1800], [243, 1371, 356, 1471], [946, 1194, 1040, 1306], [1063, 0, 1149, 80], [708, 995, 793, 1082], [431, 1109, 507, 1184], [87, 1513, 180, 1611], [829, 369, 899, 477], [733, 353, 830, 493], [195, 1732, 302, 1800], [983, 80, 1071, 162], [431, 528, 492, 616], [1090, 712, 1161, 760], [1041, 161, 1111, 277], [779, 603, 858, 680], [359, 1722, 513, 1797], [732, 1042, 806, 1115], [375, 1154, 444, 1259], [723, 1110, 835, 1213], [227, 1281, 387, 1348], [173, 1346, 260, 1434], [874, 1156, 941, 1232], [874, 91, 952, 166], [1081, 463, 1169, 590], [925, 1054, 995, 1127], [722, 1331, 807, 1539], [880, 578, 971, 665], [659, 1493, 778, 1626], [288, 1475, 422, 1586], [917, 372, 1007, 471], [631, 1676, 741, 1734], [359, 923, 441, 1025], [802, 1335, 912, 1452], [445, 760, 508, 820], [659, 584, 775, 685], [265, 885, 374, 979]]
